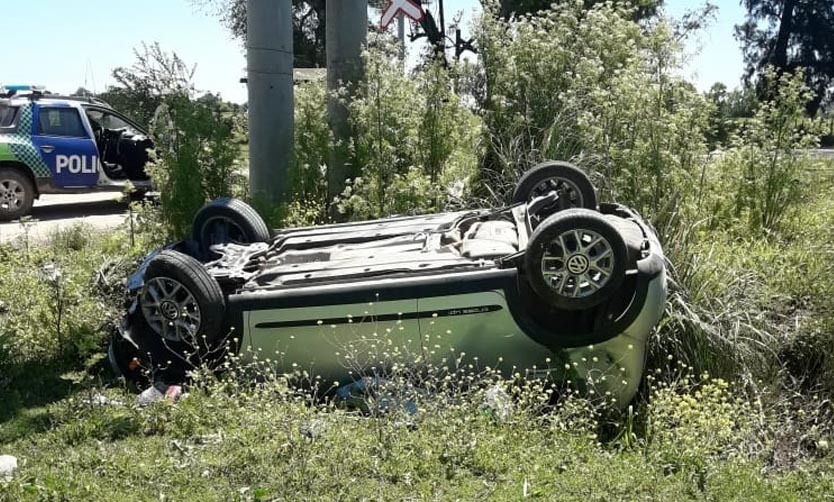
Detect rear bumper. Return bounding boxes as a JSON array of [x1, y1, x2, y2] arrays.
[[561, 267, 666, 406]]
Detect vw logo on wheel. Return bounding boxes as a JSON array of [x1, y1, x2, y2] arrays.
[[566, 254, 590, 275], [160, 300, 179, 321]]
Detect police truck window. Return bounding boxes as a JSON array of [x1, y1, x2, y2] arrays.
[[38, 108, 87, 138]]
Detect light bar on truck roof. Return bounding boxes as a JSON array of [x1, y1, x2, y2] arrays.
[[1, 84, 46, 92], [1, 84, 48, 98]]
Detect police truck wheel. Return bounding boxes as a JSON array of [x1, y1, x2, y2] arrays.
[[0, 168, 34, 221]]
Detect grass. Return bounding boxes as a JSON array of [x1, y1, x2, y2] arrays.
[[1, 374, 833, 501]]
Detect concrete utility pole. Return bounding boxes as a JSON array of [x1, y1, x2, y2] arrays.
[[247, 0, 293, 207], [326, 0, 368, 214], [398, 13, 406, 62]]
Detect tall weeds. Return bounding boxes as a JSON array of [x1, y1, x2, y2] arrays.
[[287, 37, 481, 224], [476, 1, 830, 387]]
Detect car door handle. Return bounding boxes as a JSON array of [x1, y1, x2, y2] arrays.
[[40, 145, 55, 153]]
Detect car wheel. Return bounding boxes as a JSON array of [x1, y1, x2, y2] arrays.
[[512, 161, 598, 212], [525, 209, 627, 310], [132, 250, 227, 375], [192, 198, 270, 258], [0, 168, 34, 221]]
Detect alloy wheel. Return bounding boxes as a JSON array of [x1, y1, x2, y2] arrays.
[[140, 277, 202, 343], [541, 228, 616, 298]]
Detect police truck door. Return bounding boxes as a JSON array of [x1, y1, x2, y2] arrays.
[[31, 105, 99, 188]]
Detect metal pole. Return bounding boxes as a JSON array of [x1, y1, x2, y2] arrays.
[[398, 12, 406, 62], [247, 0, 293, 207], [326, 0, 368, 215], [438, 0, 446, 44], [438, 0, 447, 60]]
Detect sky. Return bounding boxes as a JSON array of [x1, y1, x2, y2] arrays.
[[0, 0, 747, 104]]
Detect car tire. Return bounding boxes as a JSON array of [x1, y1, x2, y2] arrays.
[[132, 250, 227, 377], [0, 168, 35, 221], [525, 209, 627, 310], [512, 161, 598, 210], [192, 198, 270, 258]]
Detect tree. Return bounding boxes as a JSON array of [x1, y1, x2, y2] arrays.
[[195, 0, 328, 67], [497, 0, 663, 20], [98, 43, 195, 127], [201, 0, 474, 67], [705, 82, 758, 148], [736, 0, 834, 116]]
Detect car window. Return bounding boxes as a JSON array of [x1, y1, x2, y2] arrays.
[[86, 109, 131, 130], [37, 107, 87, 137], [0, 104, 18, 129], [101, 113, 130, 130], [86, 109, 104, 123]]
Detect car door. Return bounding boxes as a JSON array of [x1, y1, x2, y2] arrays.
[[31, 105, 99, 188], [417, 292, 555, 373], [246, 298, 422, 383]]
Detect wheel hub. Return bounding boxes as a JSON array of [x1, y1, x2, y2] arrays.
[[0, 179, 23, 211], [531, 177, 583, 208], [566, 254, 590, 275], [541, 228, 616, 298], [140, 277, 202, 342], [159, 300, 179, 320]]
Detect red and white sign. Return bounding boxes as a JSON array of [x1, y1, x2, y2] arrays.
[[380, 0, 424, 29]]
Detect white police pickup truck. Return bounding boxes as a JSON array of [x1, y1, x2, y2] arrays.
[[0, 85, 153, 220]]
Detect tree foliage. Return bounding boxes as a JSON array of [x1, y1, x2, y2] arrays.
[[736, 0, 834, 115], [497, 0, 663, 20], [704, 82, 758, 148], [195, 0, 328, 67], [98, 42, 195, 127]]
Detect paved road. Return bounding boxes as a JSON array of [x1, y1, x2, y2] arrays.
[[0, 192, 128, 244], [811, 148, 834, 160]]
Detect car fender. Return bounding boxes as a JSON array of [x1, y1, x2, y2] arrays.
[[0, 141, 47, 195], [126, 242, 195, 293], [0, 103, 51, 182]]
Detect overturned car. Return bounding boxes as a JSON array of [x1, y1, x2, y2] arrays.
[[110, 162, 667, 405]]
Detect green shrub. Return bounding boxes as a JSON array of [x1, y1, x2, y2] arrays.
[[149, 92, 247, 238], [703, 70, 821, 234], [0, 225, 144, 377], [645, 376, 757, 480], [286, 81, 331, 226], [477, 0, 711, 224], [341, 44, 480, 220], [286, 38, 480, 224]]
